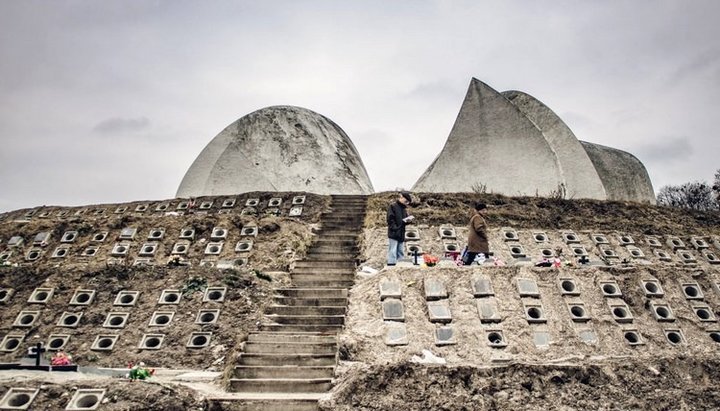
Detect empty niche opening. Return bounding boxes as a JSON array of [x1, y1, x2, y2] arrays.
[[62, 231, 77, 242], [241, 226, 257, 236], [511, 246, 522, 254], [1, 336, 23, 352], [204, 288, 226, 302], [709, 332, 720, 343], [601, 283, 619, 296], [150, 312, 174, 326], [26, 250, 40, 261], [643, 281, 662, 295], [603, 249, 616, 257], [148, 229, 164, 239], [0, 388, 39, 409], [647, 238, 660, 246], [696, 308, 712, 320], [211, 228, 227, 239], [613, 307, 628, 319], [29, 288, 53, 303], [620, 236, 632, 244], [570, 305, 586, 318], [235, 241, 252, 252], [173, 243, 189, 254], [487, 331, 504, 345], [534, 233, 547, 242], [572, 247, 586, 256], [666, 331, 683, 345], [91, 335, 118, 351], [114, 291, 139, 306], [630, 249, 642, 257], [92, 232, 107, 242], [655, 306, 671, 319], [594, 235, 607, 243], [59, 312, 82, 327], [541, 249, 553, 257], [441, 229, 454, 237], [0, 288, 11, 302], [104, 313, 129, 328], [527, 307, 542, 319], [67, 389, 105, 410], [564, 233, 578, 242], [199, 201, 213, 209], [445, 243, 459, 252], [657, 251, 669, 259], [15, 311, 39, 327], [684, 285, 700, 298], [624, 331, 641, 345], [52, 247, 68, 258], [268, 198, 282, 207], [140, 334, 164, 349], [407, 244, 422, 253], [180, 228, 195, 239], [245, 198, 260, 207], [187, 332, 212, 348], [47, 335, 69, 350], [156, 203, 169, 211], [71, 290, 95, 305], [206, 243, 222, 254], [197, 310, 219, 324], [222, 198, 236, 208], [159, 290, 181, 304], [140, 244, 157, 255], [135, 204, 148, 212]]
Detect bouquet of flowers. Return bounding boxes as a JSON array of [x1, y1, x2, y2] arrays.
[[423, 254, 439, 267]]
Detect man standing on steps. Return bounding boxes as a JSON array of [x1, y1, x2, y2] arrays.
[[387, 192, 414, 266]]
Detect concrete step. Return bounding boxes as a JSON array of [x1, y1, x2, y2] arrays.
[[302, 253, 357, 261], [260, 323, 343, 333], [265, 314, 345, 325], [238, 353, 336, 366], [316, 230, 361, 236], [274, 296, 349, 307], [292, 267, 355, 274], [274, 288, 348, 298], [244, 342, 337, 355], [312, 239, 358, 247], [266, 305, 346, 316], [207, 398, 319, 411], [234, 365, 334, 379], [294, 261, 355, 269], [229, 378, 332, 393], [247, 332, 337, 344], [291, 279, 354, 288], [291, 273, 355, 282]]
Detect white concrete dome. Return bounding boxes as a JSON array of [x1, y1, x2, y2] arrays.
[[177, 106, 374, 197]]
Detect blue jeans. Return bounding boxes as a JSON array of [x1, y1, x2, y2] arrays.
[[387, 238, 404, 265]]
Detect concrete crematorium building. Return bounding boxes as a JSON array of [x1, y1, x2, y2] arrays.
[[178, 79, 654, 203], [412, 78, 656, 203]]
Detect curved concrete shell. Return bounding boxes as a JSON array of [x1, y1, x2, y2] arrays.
[[581, 142, 655, 203], [412, 78, 565, 196], [177, 106, 374, 197], [413, 78, 656, 203], [501, 90, 607, 200]]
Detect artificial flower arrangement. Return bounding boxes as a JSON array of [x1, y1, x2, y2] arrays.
[[423, 254, 439, 267]]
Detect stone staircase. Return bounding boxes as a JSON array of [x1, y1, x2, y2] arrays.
[[225, 195, 367, 410]]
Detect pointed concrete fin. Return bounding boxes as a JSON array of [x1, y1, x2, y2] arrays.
[[502, 90, 607, 200], [413, 78, 564, 195]]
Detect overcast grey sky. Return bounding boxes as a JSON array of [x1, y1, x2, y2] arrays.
[[1, 0, 719, 212]]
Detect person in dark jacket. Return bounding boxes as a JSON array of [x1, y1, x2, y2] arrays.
[[387, 192, 414, 266], [463, 202, 489, 265]]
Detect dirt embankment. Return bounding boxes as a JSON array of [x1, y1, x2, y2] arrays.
[[321, 358, 720, 411], [365, 192, 720, 234]]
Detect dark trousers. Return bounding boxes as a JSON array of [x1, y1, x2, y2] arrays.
[[463, 252, 479, 265]]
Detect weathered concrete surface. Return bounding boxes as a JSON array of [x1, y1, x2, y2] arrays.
[[581, 141, 656, 204], [413, 78, 656, 204], [412, 78, 565, 195], [502, 90, 607, 200], [177, 106, 374, 197]]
